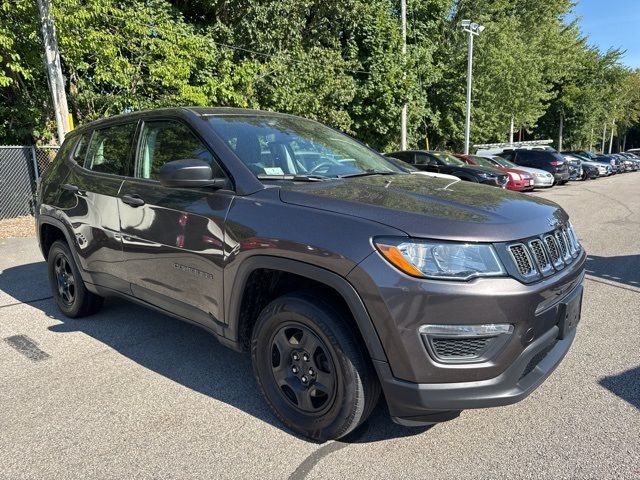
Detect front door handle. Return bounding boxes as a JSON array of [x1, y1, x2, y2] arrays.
[[61, 183, 79, 192], [121, 194, 145, 207]]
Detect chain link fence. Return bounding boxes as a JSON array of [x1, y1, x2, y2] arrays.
[[0, 145, 59, 220]]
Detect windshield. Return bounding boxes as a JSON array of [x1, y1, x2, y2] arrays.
[[432, 152, 465, 166], [206, 114, 403, 178], [492, 156, 518, 169], [470, 155, 496, 168]]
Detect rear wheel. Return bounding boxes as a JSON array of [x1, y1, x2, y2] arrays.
[[251, 292, 379, 441], [48, 240, 104, 317]]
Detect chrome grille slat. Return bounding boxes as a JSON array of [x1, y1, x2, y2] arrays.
[[544, 234, 564, 268], [529, 239, 552, 274], [508, 244, 536, 278], [506, 224, 581, 281]]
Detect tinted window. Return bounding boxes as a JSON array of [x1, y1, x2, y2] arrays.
[[137, 120, 223, 180], [415, 154, 434, 165], [85, 123, 136, 175], [72, 134, 90, 164]]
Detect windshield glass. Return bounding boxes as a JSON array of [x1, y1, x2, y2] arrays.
[[206, 114, 403, 178], [432, 152, 465, 166], [470, 155, 496, 168], [492, 156, 518, 168]]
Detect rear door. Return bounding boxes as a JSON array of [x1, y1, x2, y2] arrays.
[[56, 122, 137, 292], [118, 118, 233, 330]]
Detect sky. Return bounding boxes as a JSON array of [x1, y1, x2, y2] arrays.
[[572, 0, 640, 68]]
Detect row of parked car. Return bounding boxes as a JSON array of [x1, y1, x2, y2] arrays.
[[384, 147, 640, 192]]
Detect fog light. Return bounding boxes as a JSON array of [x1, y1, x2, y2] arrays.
[[419, 324, 513, 336], [419, 324, 513, 364]]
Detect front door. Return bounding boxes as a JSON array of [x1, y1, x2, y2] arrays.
[[118, 119, 233, 330]]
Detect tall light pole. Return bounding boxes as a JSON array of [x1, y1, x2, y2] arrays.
[[461, 20, 485, 155], [400, 0, 408, 150]]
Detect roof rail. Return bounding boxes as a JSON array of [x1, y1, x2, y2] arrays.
[[473, 140, 553, 149]]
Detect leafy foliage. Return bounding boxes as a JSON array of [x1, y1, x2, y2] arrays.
[[0, 0, 638, 152]]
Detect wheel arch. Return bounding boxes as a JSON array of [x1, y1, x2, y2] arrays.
[[224, 256, 387, 362]]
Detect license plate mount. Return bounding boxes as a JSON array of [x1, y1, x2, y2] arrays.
[[557, 286, 583, 340]]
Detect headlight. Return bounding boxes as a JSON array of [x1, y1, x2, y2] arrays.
[[508, 172, 521, 181], [374, 238, 506, 280]]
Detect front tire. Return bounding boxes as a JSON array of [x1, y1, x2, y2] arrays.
[[251, 292, 379, 441], [47, 240, 104, 318]]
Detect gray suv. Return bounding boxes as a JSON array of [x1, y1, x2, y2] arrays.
[[36, 108, 585, 441]]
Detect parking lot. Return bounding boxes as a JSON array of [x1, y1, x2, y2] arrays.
[[0, 174, 638, 480]]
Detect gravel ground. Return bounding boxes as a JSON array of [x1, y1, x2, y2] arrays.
[[0, 174, 638, 479], [0, 215, 35, 239]]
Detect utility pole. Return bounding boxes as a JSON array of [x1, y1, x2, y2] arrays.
[[37, 0, 70, 145], [400, 0, 407, 150], [558, 112, 563, 152], [509, 116, 514, 144], [601, 122, 606, 153], [609, 119, 615, 154], [589, 127, 593, 152], [461, 20, 485, 155]]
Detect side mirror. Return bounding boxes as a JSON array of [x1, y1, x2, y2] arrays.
[[159, 159, 228, 189]]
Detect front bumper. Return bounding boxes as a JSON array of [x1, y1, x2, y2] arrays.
[[507, 179, 534, 191], [532, 175, 554, 187], [377, 294, 578, 425], [348, 245, 585, 424]]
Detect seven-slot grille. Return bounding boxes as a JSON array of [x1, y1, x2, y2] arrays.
[[507, 224, 580, 280]]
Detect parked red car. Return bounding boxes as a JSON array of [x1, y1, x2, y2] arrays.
[[455, 154, 534, 191]]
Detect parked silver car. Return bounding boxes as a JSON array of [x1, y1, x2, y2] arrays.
[[486, 155, 554, 187]]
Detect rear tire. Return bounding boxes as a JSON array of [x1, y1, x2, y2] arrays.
[[47, 240, 104, 318], [251, 292, 380, 441]]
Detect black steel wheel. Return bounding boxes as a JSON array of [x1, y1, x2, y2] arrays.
[[269, 322, 337, 415], [53, 252, 76, 305], [251, 292, 379, 441], [48, 240, 104, 318]]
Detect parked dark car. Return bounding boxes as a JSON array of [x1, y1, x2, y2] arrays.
[[595, 154, 620, 173], [385, 150, 509, 187], [35, 107, 585, 441], [498, 149, 570, 184]]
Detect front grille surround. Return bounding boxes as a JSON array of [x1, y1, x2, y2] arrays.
[[502, 224, 582, 283]]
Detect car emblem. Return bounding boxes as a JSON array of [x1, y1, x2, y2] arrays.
[[547, 217, 559, 229]]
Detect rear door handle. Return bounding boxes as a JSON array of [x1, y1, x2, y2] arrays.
[[61, 183, 79, 192], [121, 194, 145, 207]]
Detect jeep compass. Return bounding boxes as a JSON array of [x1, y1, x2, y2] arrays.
[[36, 107, 585, 441]]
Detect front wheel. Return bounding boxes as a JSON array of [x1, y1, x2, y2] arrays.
[[251, 292, 379, 441]]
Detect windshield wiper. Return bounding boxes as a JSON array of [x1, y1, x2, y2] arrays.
[[257, 174, 331, 182], [339, 169, 398, 178]]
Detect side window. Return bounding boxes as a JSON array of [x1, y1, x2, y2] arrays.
[[416, 154, 437, 166], [72, 133, 90, 164], [137, 120, 224, 180], [500, 151, 514, 161], [85, 123, 136, 175]]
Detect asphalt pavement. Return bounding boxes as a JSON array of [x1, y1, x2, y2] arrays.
[[0, 173, 638, 479]]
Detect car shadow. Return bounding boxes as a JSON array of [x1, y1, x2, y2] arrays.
[[585, 254, 640, 288], [599, 366, 640, 410], [0, 261, 430, 444]]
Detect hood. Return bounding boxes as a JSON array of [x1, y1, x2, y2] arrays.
[[278, 175, 567, 242]]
